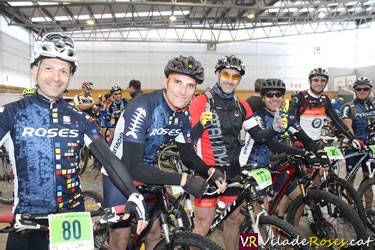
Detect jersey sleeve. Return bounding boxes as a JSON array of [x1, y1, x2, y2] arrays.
[[188, 94, 207, 128], [0, 105, 12, 145], [122, 101, 150, 144], [340, 104, 352, 119], [174, 110, 193, 144], [288, 93, 305, 120]]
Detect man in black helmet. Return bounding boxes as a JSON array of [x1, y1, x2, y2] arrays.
[[187, 55, 289, 249], [102, 55, 212, 249]]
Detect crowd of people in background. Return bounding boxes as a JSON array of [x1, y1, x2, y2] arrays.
[[9, 32, 375, 249]]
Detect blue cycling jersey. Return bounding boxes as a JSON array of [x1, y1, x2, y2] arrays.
[[248, 107, 301, 168], [109, 90, 191, 165], [341, 98, 375, 143], [0, 93, 102, 214]]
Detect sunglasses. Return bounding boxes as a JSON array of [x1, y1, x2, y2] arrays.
[[113, 92, 122, 96], [312, 78, 327, 83], [44, 33, 75, 48], [354, 87, 371, 92], [264, 91, 283, 98], [220, 71, 241, 81]]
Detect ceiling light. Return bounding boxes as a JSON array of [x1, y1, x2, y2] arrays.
[[169, 15, 177, 21], [318, 11, 326, 19], [247, 13, 255, 19], [86, 19, 95, 25]]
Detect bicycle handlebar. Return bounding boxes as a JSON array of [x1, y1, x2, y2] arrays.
[[0, 205, 127, 233]]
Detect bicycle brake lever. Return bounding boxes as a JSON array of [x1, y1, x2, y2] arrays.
[[100, 207, 121, 224], [14, 214, 42, 231]]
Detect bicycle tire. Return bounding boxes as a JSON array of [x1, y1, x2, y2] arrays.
[[80, 147, 90, 174], [0, 154, 14, 205], [241, 214, 309, 250], [83, 190, 104, 212], [154, 231, 223, 250], [157, 144, 180, 172], [321, 174, 367, 226], [357, 177, 375, 233], [286, 189, 368, 248]]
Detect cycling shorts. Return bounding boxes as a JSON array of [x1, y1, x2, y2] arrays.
[[273, 172, 297, 196], [194, 187, 239, 208]]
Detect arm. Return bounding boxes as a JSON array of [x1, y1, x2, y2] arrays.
[[89, 139, 139, 195], [176, 142, 210, 177], [245, 116, 278, 143], [123, 141, 185, 186], [287, 93, 305, 121], [327, 105, 355, 140]]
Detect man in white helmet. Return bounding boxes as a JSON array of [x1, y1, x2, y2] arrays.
[[0, 33, 148, 249]]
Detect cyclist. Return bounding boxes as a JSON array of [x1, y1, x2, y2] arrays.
[[246, 78, 265, 112], [73, 81, 101, 118], [187, 55, 290, 250], [341, 77, 375, 214], [102, 55, 211, 249], [127, 79, 143, 99], [0, 33, 148, 249], [106, 85, 129, 126], [247, 79, 329, 219], [288, 67, 363, 149], [22, 87, 36, 97]]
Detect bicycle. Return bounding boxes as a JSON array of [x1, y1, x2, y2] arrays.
[[93, 183, 222, 250], [172, 166, 309, 249], [265, 153, 369, 248], [0, 146, 14, 205]]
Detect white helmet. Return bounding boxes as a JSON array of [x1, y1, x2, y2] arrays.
[[31, 33, 78, 73]]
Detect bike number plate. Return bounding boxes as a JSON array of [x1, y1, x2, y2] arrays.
[[49, 212, 94, 250], [249, 168, 272, 190], [324, 146, 344, 160]]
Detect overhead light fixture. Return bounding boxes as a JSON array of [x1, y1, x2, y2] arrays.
[[169, 15, 177, 21], [247, 13, 255, 19], [318, 11, 326, 19], [86, 19, 95, 25]]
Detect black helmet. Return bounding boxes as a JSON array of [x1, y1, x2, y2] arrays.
[[254, 78, 266, 93], [260, 79, 286, 96], [214, 55, 245, 76], [31, 33, 78, 74], [353, 77, 373, 88], [308, 68, 329, 80], [164, 55, 205, 84]]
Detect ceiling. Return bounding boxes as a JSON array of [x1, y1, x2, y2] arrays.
[[1, 0, 375, 43]]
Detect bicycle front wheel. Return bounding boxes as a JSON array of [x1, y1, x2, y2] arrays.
[[0, 153, 14, 205], [321, 174, 367, 226], [154, 231, 223, 250], [357, 177, 375, 233], [286, 189, 368, 249], [241, 214, 309, 250]]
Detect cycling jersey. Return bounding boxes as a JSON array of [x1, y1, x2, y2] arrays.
[[106, 98, 128, 125], [341, 98, 375, 143], [247, 107, 313, 168], [103, 91, 193, 206], [288, 89, 354, 141], [73, 94, 96, 117], [189, 90, 252, 177], [0, 93, 102, 214]]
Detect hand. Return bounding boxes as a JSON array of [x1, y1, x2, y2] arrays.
[[200, 112, 213, 128], [272, 108, 287, 133], [208, 168, 227, 194], [182, 174, 208, 198], [352, 138, 365, 152], [304, 151, 321, 168], [316, 151, 330, 168], [123, 193, 149, 235]]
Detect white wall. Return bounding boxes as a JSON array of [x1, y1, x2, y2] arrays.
[[0, 16, 32, 88], [1, 13, 375, 92]]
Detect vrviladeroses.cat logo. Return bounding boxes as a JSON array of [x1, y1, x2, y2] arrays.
[[239, 233, 258, 250]]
